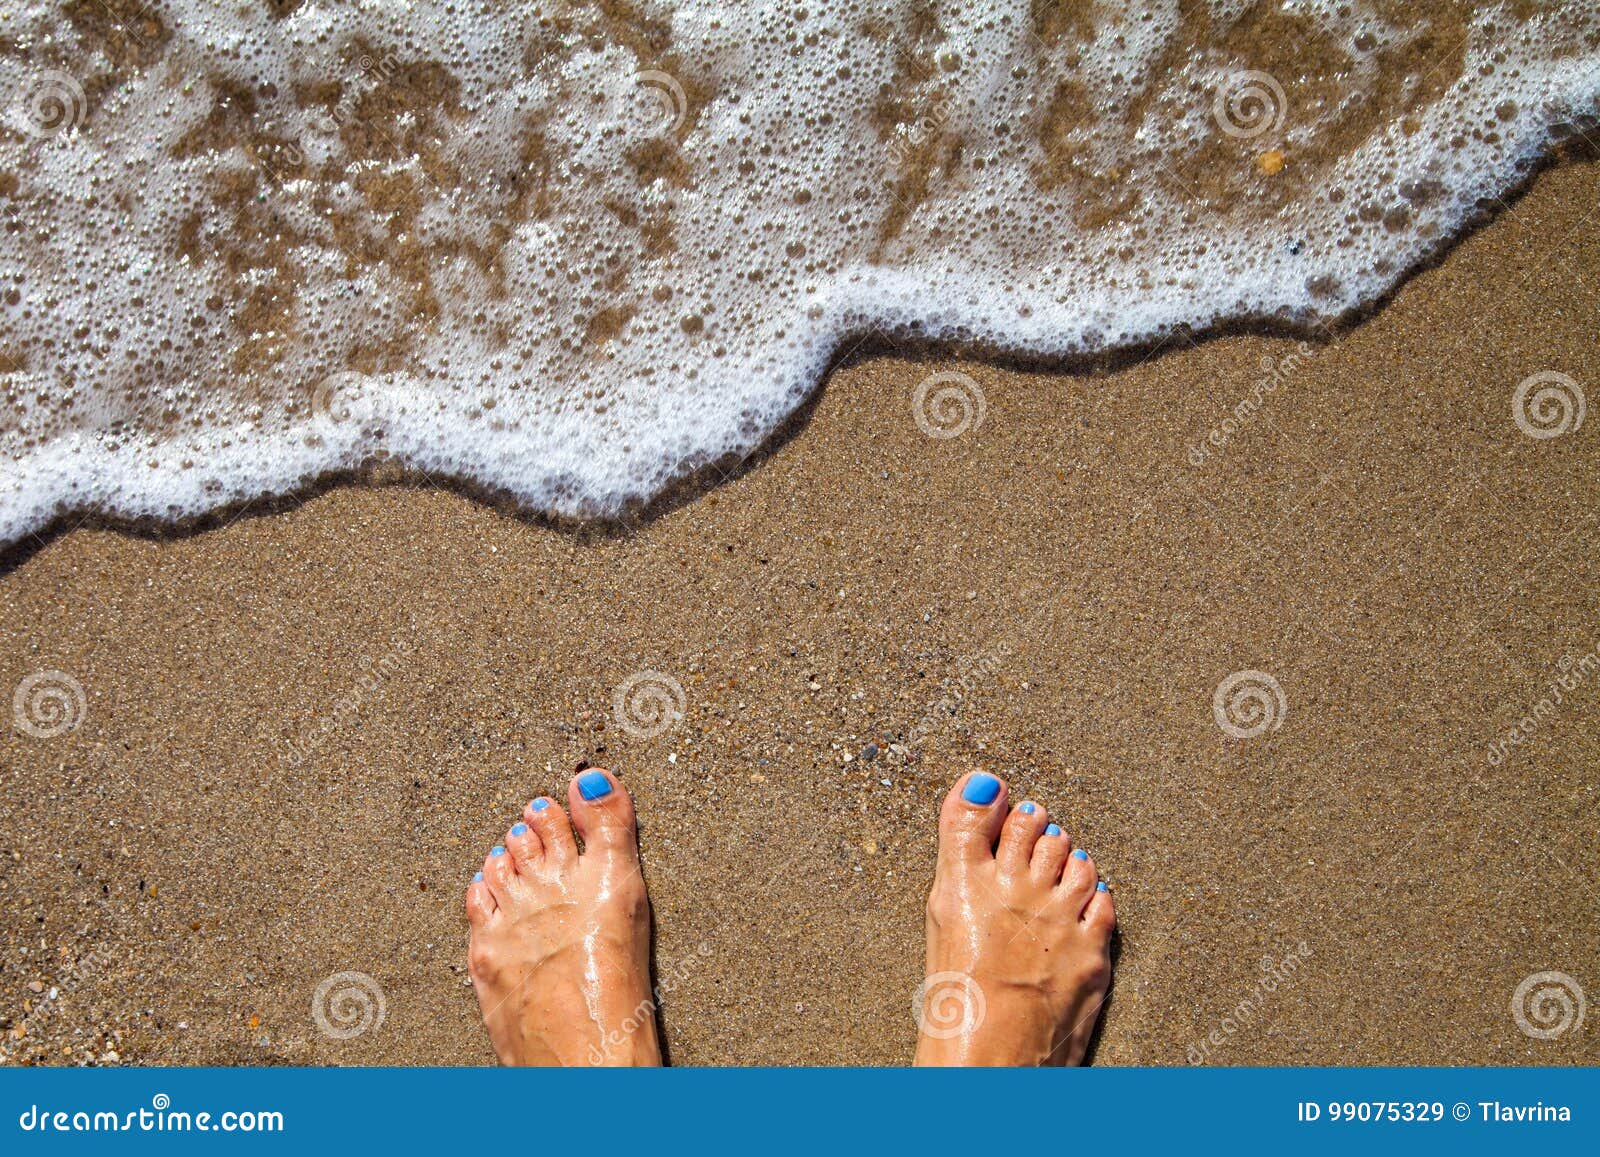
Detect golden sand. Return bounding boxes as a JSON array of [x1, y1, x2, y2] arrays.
[[1, 162, 1596, 1066]]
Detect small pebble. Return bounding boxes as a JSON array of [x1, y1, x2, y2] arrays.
[[861, 742, 879, 761]]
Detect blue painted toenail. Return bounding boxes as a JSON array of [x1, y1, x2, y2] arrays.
[[510, 823, 527, 836], [961, 773, 1001, 805], [1019, 802, 1036, 815], [531, 799, 550, 812], [1096, 881, 1108, 892], [490, 845, 505, 857], [1073, 849, 1089, 860], [472, 871, 483, 883], [577, 770, 613, 801], [1045, 823, 1062, 837]]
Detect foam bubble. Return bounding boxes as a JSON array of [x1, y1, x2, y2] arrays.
[[1, 1, 1596, 543]]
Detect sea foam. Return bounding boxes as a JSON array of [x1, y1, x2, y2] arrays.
[[1, 1, 1596, 544]]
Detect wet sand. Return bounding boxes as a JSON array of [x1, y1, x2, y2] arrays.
[[2, 161, 1598, 1067]]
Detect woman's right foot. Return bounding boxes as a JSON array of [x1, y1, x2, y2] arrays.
[[914, 771, 1116, 1066], [465, 768, 661, 1066]]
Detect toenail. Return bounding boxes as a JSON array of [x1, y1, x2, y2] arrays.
[[472, 871, 483, 883], [1073, 849, 1089, 860], [1019, 802, 1036, 815], [530, 799, 550, 812], [1045, 823, 1062, 837], [577, 770, 613, 800], [490, 846, 506, 857], [1096, 881, 1108, 892], [961, 773, 1001, 805], [510, 822, 527, 836]]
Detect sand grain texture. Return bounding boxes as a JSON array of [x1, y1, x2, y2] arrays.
[[2, 163, 1598, 1067]]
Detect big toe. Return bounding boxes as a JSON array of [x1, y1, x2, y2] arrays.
[[567, 767, 640, 864], [937, 770, 1009, 865]]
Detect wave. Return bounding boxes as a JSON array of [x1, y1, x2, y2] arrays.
[[1, 0, 1596, 544]]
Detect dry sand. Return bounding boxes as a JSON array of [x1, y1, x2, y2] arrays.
[[2, 161, 1598, 1067]]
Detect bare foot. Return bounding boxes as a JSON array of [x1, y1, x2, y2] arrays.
[[914, 771, 1116, 1066], [465, 768, 661, 1066]]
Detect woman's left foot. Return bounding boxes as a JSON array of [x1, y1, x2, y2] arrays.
[[915, 770, 1116, 1066], [466, 768, 661, 1066]]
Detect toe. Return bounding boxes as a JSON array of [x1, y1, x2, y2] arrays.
[[1060, 847, 1099, 916], [1031, 821, 1071, 883], [505, 819, 542, 873], [566, 768, 639, 863], [937, 770, 1009, 864], [996, 799, 1048, 875], [1083, 879, 1116, 934], [525, 796, 579, 867], [482, 843, 516, 902], [465, 871, 497, 926]]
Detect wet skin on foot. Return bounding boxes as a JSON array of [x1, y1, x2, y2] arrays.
[[464, 768, 659, 1067], [916, 770, 1116, 1067]]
